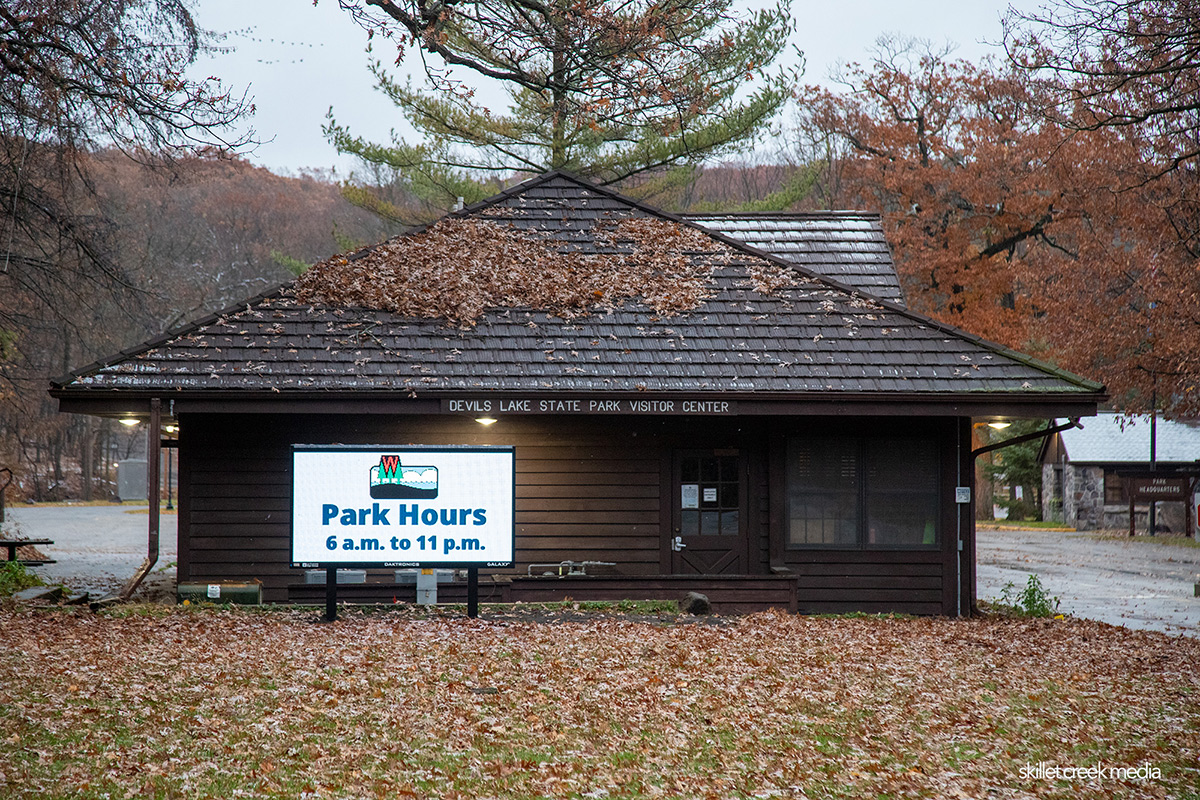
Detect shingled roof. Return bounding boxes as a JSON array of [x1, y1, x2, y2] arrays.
[[51, 171, 1103, 410], [684, 212, 905, 305], [1055, 413, 1200, 464]]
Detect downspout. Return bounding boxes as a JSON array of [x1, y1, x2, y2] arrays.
[[956, 420, 962, 616], [99, 398, 161, 605]]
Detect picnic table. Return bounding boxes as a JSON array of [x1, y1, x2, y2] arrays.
[[0, 538, 56, 566]]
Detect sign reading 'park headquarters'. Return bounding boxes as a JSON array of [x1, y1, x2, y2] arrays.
[[291, 445, 515, 569]]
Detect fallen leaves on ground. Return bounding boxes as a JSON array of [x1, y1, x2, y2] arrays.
[[0, 607, 1196, 799]]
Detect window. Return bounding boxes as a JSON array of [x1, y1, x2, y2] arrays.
[[786, 438, 858, 546], [866, 438, 940, 547], [679, 455, 740, 536], [1103, 471, 1126, 504], [787, 436, 940, 549]]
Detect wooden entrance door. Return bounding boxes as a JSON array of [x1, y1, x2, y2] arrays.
[[670, 451, 747, 574]]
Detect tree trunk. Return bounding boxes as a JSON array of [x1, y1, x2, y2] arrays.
[[550, 13, 567, 170]]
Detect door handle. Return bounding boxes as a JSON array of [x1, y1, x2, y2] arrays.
[[672, 536, 686, 552]]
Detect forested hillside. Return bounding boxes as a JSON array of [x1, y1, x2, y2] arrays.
[[2, 150, 392, 500]]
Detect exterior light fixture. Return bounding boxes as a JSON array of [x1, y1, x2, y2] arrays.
[[164, 424, 178, 433], [475, 417, 498, 426], [120, 417, 140, 427], [988, 421, 1011, 430]]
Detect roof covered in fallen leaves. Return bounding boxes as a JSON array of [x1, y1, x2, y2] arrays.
[[51, 172, 1103, 404]]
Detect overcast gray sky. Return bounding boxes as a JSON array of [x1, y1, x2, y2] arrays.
[[187, 0, 1037, 175]]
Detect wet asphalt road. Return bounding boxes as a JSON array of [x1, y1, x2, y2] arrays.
[[977, 526, 1200, 637], [3, 504, 178, 598], [4, 506, 1198, 636]]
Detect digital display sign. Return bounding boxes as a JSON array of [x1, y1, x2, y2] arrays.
[[291, 445, 515, 568]]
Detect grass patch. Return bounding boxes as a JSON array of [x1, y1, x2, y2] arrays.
[[1127, 534, 1200, 549], [567, 598, 681, 614], [977, 520, 1076, 530], [0, 606, 1195, 799], [0, 561, 43, 597]]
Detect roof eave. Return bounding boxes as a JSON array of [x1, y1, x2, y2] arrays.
[[52, 386, 1105, 421]]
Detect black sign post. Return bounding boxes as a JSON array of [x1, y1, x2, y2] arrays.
[[467, 567, 479, 619], [326, 566, 338, 622]]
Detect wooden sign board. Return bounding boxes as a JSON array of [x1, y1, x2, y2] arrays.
[[1126, 475, 1191, 502], [1122, 473, 1195, 539]]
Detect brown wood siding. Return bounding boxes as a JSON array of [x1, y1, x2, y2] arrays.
[[289, 580, 513, 606], [286, 576, 796, 614], [176, 422, 193, 585], [508, 575, 797, 614], [178, 411, 969, 612], [787, 552, 945, 615], [769, 417, 965, 616], [181, 414, 681, 601]]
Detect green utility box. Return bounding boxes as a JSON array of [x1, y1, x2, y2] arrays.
[[177, 582, 262, 605]]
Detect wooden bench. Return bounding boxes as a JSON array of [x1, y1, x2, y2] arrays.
[[0, 538, 56, 566]]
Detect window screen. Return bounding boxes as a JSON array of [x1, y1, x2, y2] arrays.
[[866, 438, 939, 547], [786, 435, 940, 549], [786, 438, 858, 546]]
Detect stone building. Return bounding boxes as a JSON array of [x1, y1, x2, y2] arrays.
[[1041, 413, 1200, 531]]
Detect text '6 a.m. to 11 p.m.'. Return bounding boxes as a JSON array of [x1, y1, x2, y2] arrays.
[[325, 534, 484, 554]]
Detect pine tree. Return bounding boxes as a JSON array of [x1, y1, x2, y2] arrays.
[[326, 0, 796, 218]]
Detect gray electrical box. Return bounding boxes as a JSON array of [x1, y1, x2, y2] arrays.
[[393, 569, 453, 604], [394, 569, 454, 584], [117, 459, 147, 501], [304, 569, 366, 584], [416, 570, 438, 605]]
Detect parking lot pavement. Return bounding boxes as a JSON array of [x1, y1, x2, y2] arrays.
[[977, 526, 1200, 638], [2, 504, 177, 597]]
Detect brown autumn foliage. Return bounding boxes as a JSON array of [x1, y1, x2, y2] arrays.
[[90, 151, 390, 329], [794, 38, 1200, 416]]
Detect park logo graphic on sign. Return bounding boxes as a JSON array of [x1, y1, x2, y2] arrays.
[[369, 454, 438, 499]]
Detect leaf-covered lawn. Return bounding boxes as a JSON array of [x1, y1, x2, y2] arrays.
[[1, 606, 1196, 799]]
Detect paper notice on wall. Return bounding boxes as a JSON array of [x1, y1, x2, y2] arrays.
[[681, 484, 699, 509]]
